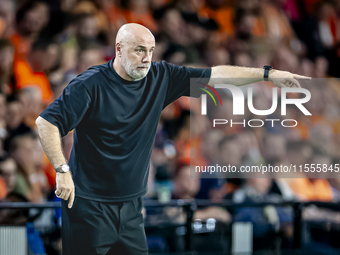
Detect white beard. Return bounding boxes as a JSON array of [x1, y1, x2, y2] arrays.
[[122, 57, 150, 80]]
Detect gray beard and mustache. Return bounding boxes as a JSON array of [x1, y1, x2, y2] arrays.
[[121, 58, 150, 80]]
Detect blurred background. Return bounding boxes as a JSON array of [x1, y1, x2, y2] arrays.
[[0, 0, 340, 254]]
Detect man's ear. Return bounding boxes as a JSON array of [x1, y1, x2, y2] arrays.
[[116, 43, 122, 57]]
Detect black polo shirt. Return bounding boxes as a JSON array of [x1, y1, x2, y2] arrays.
[[40, 59, 211, 202]]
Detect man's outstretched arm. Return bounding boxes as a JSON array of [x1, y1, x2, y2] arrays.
[[209, 66, 311, 88], [35, 116, 75, 208]]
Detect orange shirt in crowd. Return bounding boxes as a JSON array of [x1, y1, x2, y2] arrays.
[[288, 178, 333, 201], [104, 4, 126, 29], [199, 6, 266, 36], [252, 18, 265, 37], [13, 59, 53, 105], [199, 7, 234, 36], [308, 114, 327, 124], [0, 176, 7, 200], [122, 10, 158, 32], [0, 17, 5, 38], [293, 120, 309, 140], [261, 5, 294, 40], [9, 33, 32, 60]]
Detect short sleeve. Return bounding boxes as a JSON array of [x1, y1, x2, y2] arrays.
[[162, 61, 211, 108], [39, 79, 91, 137]]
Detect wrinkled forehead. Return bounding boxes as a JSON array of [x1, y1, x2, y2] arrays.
[[122, 31, 155, 47], [131, 37, 155, 47]]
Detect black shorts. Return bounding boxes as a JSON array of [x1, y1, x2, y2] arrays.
[[61, 196, 148, 255]]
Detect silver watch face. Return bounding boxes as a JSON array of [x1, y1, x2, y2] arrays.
[[57, 164, 70, 173]]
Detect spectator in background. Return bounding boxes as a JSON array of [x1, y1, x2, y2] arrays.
[[0, 39, 14, 94], [262, 133, 287, 162], [56, 0, 108, 73], [283, 103, 310, 140], [0, 175, 6, 200], [238, 129, 263, 165], [158, 8, 189, 45], [300, 58, 315, 78], [315, 1, 337, 50], [271, 45, 299, 73], [172, 164, 200, 200], [201, 129, 224, 166], [0, 93, 7, 142], [204, 47, 230, 66], [10, 133, 48, 202], [163, 44, 189, 65], [199, 0, 235, 39], [309, 122, 335, 156], [96, 0, 126, 30], [0, 16, 4, 39], [76, 13, 100, 50], [285, 141, 313, 171], [0, 156, 17, 195], [228, 9, 258, 53], [10, 1, 50, 60], [233, 51, 253, 67], [287, 150, 335, 201], [16, 87, 56, 192], [17, 87, 43, 129], [73, 0, 108, 34], [3, 96, 31, 152], [218, 134, 243, 198], [314, 56, 328, 78], [182, 12, 218, 49], [260, 0, 295, 42], [122, 0, 158, 33], [8, 134, 32, 200], [13, 39, 58, 105], [61, 43, 105, 89], [0, 0, 16, 38], [218, 134, 242, 172], [171, 164, 230, 223], [0, 154, 10, 200], [196, 130, 224, 200]]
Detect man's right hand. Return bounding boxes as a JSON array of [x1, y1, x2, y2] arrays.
[[55, 171, 75, 208]]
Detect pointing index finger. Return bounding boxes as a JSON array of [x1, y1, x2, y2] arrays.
[[292, 74, 312, 80]]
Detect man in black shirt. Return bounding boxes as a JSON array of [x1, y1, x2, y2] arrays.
[[35, 23, 310, 254]]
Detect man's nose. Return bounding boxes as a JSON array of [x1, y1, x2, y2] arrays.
[[142, 51, 152, 63]]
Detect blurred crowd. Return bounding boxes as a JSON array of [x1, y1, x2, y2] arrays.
[[1, 0, 340, 253]]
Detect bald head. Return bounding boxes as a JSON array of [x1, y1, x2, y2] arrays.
[[116, 23, 154, 46], [114, 23, 156, 81]]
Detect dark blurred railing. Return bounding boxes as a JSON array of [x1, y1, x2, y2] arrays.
[[0, 199, 340, 253]]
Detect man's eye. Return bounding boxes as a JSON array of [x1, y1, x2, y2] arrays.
[[137, 49, 143, 53]]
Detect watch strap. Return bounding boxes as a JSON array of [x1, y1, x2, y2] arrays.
[[263, 65, 273, 81]]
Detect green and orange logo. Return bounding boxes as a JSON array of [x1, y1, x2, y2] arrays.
[[198, 82, 223, 106]]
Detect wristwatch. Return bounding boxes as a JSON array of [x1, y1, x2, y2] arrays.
[[263, 65, 273, 81], [55, 164, 70, 173]]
